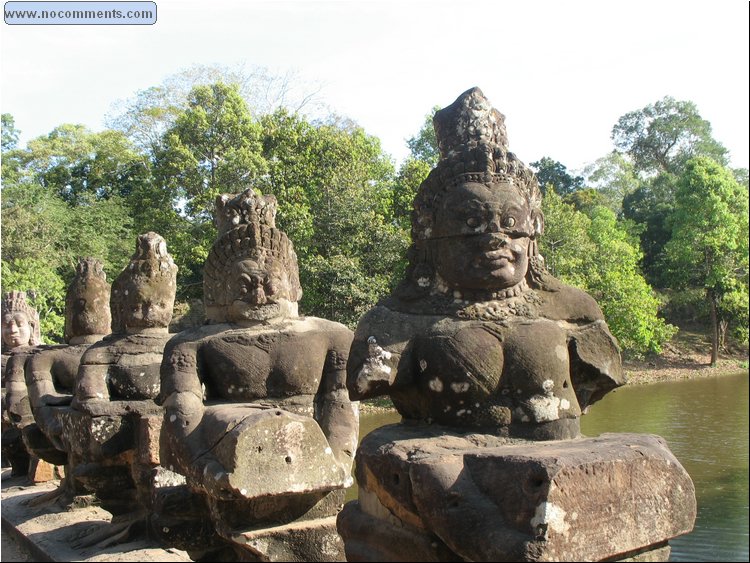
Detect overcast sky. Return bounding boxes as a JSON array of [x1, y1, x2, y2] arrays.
[[2, 0, 748, 172]]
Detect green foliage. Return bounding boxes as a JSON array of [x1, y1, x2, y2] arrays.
[[530, 157, 584, 196], [563, 188, 607, 214], [539, 190, 595, 288], [2, 113, 19, 152], [256, 110, 408, 324], [1, 131, 136, 342], [541, 192, 676, 354], [406, 107, 440, 168], [1, 258, 66, 342], [612, 96, 728, 176], [665, 157, 749, 351], [392, 157, 431, 229], [152, 83, 267, 296], [582, 152, 640, 213]]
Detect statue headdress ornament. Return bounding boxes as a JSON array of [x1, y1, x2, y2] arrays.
[[64, 257, 112, 342], [204, 188, 302, 322], [413, 87, 542, 244], [111, 232, 178, 333], [1, 290, 42, 347]]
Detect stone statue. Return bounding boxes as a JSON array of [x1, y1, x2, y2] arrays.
[[349, 87, 622, 440], [338, 88, 696, 561], [158, 188, 358, 561], [2, 290, 42, 374], [20, 258, 111, 500], [54, 233, 177, 544], [2, 290, 44, 477]]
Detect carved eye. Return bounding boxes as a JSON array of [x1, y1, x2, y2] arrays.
[[503, 216, 516, 228], [466, 217, 481, 228]]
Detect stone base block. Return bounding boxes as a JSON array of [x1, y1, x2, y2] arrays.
[[225, 515, 345, 562], [205, 406, 349, 498], [28, 457, 58, 483], [338, 424, 696, 562]]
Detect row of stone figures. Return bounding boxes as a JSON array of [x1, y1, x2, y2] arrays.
[[1, 88, 697, 562]]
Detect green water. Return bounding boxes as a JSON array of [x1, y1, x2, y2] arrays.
[[352, 372, 749, 562]]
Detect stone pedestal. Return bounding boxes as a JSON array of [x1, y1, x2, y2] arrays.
[[338, 424, 696, 562]]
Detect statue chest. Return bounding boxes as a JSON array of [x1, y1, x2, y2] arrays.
[[405, 318, 581, 427], [201, 331, 329, 400]]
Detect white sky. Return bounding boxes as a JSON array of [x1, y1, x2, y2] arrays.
[[1, 0, 748, 172]]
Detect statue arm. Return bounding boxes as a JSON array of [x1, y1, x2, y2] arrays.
[[4, 353, 30, 424], [316, 331, 359, 472], [70, 340, 114, 413], [26, 352, 72, 410], [568, 320, 626, 411], [25, 352, 68, 445], [159, 338, 232, 496]]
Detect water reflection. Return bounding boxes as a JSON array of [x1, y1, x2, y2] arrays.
[[352, 372, 749, 562]]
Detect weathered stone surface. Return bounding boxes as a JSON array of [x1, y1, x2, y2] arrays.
[[158, 189, 357, 560], [2, 291, 43, 477], [208, 407, 349, 498], [64, 257, 112, 344], [226, 516, 345, 562], [59, 234, 177, 523], [338, 88, 696, 561], [350, 424, 695, 562], [347, 88, 623, 440]]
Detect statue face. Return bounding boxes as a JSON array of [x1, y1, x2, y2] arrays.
[[123, 285, 174, 330], [433, 182, 534, 291], [226, 257, 286, 322], [2, 312, 32, 348]]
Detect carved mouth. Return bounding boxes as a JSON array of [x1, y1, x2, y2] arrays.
[[479, 250, 514, 268]]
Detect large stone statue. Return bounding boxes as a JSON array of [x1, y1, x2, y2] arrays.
[[158, 189, 359, 561], [55, 233, 177, 543], [2, 290, 44, 477], [338, 88, 696, 561], [21, 258, 111, 501]]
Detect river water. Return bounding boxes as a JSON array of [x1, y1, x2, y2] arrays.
[[352, 371, 749, 562]]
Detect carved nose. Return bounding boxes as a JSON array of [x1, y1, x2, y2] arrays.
[[487, 233, 510, 249]]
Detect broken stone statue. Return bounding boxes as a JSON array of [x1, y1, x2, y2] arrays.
[[338, 87, 696, 562], [158, 188, 359, 561], [2, 290, 49, 479], [53, 233, 178, 546], [20, 257, 112, 505]]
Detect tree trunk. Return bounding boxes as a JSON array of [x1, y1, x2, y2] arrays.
[[708, 290, 719, 367]]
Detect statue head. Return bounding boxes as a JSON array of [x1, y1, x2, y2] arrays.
[[399, 87, 544, 301], [111, 233, 178, 334], [1, 291, 42, 351], [204, 189, 302, 324], [64, 257, 112, 343]]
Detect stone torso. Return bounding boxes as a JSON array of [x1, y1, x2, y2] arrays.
[[349, 281, 622, 440], [181, 317, 350, 405], [78, 333, 171, 400]]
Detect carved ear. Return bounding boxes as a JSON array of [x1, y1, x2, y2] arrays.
[[532, 210, 544, 238]]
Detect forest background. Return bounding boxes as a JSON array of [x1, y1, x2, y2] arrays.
[[1, 65, 748, 363]]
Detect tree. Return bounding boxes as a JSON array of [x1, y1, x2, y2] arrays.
[[540, 191, 676, 355], [612, 96, 728, 177], [665, 157, 749, 365], [1, 113, 19, 152], [406, 107, 440, 168], [530, 157, 584, 196], [153, 83, 267, 295], [257, 110, 407, 326], [106, 64, 324, 155], [582, 151, 640, 213]]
